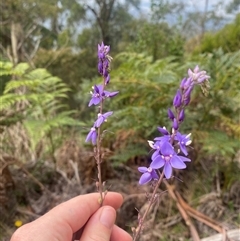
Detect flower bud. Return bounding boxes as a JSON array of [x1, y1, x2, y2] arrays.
[[173, 89, 182, 108], [157, 126, 169, 135], [180, 77, 187, 89], [179, 109, 185, 122], [184, 95, 191, 106], [172, 118, 179, 130], [98, 62, 103, 74], [168, 108, 175, 120], [105, 74, 110, 84]]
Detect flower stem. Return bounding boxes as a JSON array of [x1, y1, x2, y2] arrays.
[[96, 125, 104, 206], [95, 79, 106, 206], [133, 171, 165, 241]]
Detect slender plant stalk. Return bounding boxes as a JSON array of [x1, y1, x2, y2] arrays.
[[133, 171, 165, 241], [95, 77, 106, 206]]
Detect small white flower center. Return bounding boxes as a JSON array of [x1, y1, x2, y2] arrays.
[[163, 155, 172, 162], [147, 167, 152, 172]]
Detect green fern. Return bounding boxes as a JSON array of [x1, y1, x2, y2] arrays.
[[0, 61, 84, 159]]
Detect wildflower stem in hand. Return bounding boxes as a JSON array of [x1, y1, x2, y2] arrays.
[[85, 42, 118, 206]]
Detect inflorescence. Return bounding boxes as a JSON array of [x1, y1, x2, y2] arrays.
[[85, 42, 118, 145], [138, 66, 210, 184]]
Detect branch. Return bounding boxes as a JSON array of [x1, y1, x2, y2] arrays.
[[85, 4, 103, 33], [11, 21, 19, 65], [17, 24, 38, 51], [164, 181, 200, 241], [0, 43, 12, 62]]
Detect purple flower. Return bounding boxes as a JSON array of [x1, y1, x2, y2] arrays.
[[154, 127, 171, 143], [98, 61, 103, 74], [148, 140, 162, 160], [172, 118, 179, 130], [88, 85, 119, 107], [104, 89, 119, 98], [95, 111, 113, 128], [173, 89, 182, 108], [98, 42, 112, 84], [188, 65, 210, 84], [150, 142, 190, 179], [175, 132, 192, 156], [85, 127, 97, 145], [98, 42, 106, 59], [157, 126, 169, 135], [88, 85, 102, 106], [179, 109, 185, 122], [180, 77, 192, 90], [138, 166, 159, 185], [168, 108, 175, 120]]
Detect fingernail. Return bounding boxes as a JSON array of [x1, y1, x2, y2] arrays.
[[99, 207, 115, 229]]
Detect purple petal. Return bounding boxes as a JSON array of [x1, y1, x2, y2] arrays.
[[161, 142, 174, 156], [194, 65, 199, 72], [179, 144, 188, 156], [154, 135, 170, 142], [170, 156, 186, 169], [180, 77, 187, 89], [173, 89, 182, 108], [151, 150, 160, 160], [91, 131, 97, 145], [179, 109, 185, 122], [139, 173, 152, 185], [168, 108, 175, 120], [172, 118, 178, 130], [151, 170, 159, 180], [85, 131, 93, 142], [85, 128, 97, 145], [164, 162, 172, 179], [138, 167, 148, 173], [188, 68, 194, 76], [179, 156, 191, 162], [105, 74, 110, 84], [98, 62, 103, 74], [95, 116, 104, 127], [88, 97, 100, 107], [157, 127, 169, 135], [104, 90, 119, 97], [97, 85, 103, 93], [102, 111, 113, 118], [185, 86, 193, 99], [88, 99, 94, 107], [94, 85, 100, 93], [150, 156, 165, 169]]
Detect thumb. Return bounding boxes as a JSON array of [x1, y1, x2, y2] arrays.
[[80, 206, 116, 241]]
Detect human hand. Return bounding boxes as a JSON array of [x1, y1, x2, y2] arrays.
[[11, 192, 132, 241]]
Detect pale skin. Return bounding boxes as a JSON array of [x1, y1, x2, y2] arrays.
[[10, 192, 132, 241]]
